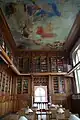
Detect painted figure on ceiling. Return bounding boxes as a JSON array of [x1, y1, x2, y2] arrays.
[[48, 2, 61, 17], [26, 0, 61, 18], [34, 3, 61, 17], [36, 23, 56, 38]]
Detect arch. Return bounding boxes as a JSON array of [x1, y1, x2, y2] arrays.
[[34, 86, 47, 102], [35, 87, 45, 96]]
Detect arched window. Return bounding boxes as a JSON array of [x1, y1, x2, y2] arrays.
[[34, 86, 47, 102]]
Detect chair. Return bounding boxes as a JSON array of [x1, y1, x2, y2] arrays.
[[64, 109, 71, 118], [51, 109, 57, 120]]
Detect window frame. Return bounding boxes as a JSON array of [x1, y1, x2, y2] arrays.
[[72, 45, 80, 93]]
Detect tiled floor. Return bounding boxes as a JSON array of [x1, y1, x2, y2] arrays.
[[1, 113, 48, 120], [1, 114, 19, 120], [38, 115, 46, 120], [1, 112, 51, 120]]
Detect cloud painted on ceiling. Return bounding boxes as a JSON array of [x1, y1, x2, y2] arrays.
[[1, 0, 80, 50]]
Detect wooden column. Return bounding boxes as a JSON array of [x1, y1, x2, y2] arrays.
[[21, 76, 23, 94], [31, 75, 34, 106], [12, 76, 18, 112]]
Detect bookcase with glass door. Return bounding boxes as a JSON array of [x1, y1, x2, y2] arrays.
[[17, 52, 69, 73], [51, 76, 72, 107]]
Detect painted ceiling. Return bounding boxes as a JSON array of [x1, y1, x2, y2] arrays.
[[0, 0, 80, 50]]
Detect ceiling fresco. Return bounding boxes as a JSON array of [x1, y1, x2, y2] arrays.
[[0, 0, 80, 50]]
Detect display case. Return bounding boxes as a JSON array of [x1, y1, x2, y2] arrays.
[[32, 56, 40, 72], [5, 75, 8, 93], [32, 55, 48, 72], [17, 77, 22, 94], [17, 52, 69, 73], [17, 77, 29, 94], [57, 57, 63, 72], [23, 57, 30, 73], [2, 72, 5, 93], [53, 77, 59, 93], [18, 57, 30, 73], [58, 76, 65, 93], [49, 56, 57, 72], [40, 56, 47, 72], [63, 59, 67, 72], [7, 76, 11, 94], [23, 78, 28, 94], [18, 57, 23, 73], [53, 76, 65, 94]]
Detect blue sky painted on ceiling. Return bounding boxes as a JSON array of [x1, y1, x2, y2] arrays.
[[0, 0, 80, 50]]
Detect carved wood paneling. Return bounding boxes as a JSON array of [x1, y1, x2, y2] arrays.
[[0, 65, 14, 116], [33, 76, 48, 86]]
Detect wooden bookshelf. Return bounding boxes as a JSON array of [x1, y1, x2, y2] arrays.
[[16, 53, 68, 73], [0, 67, 13, 116], [17, 77, 29, 94], [23, 78, 28, 94], [40, 56, 47, 72], [49, 56, 57, 72], [17, 77, 22, 94], [32, 56, 40, 72], [52, 76, 65, 94], [57, 57, 63, 72], [53, 77, 59, 93]]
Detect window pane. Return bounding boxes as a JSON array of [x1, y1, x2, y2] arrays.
[[72, 46, 80, 93], [35, 87, 45, 97], [73, 58, 75, 66], [74, 70, 80, 93], [35, 97, 40, 102], [34, 86, 47, 102], [35, 97, 46, 102], [77, 69, 80, 87], [76, 54, 79, 64], [77, 49, 80, 61]]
